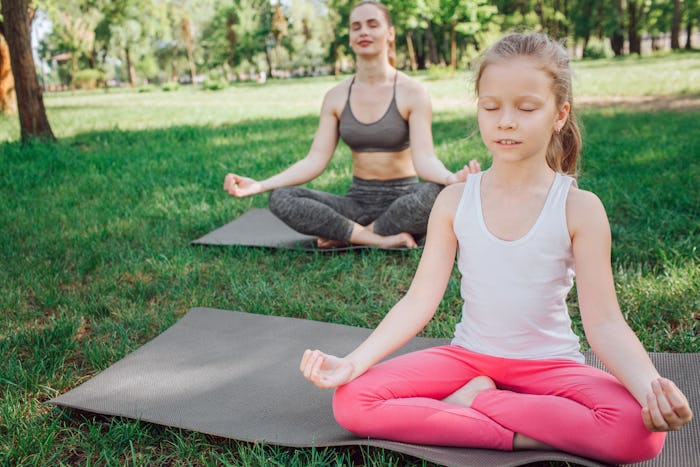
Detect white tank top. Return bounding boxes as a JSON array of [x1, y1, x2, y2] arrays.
[[451, 172, 584, 363]]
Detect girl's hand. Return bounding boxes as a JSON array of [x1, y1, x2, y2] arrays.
[[642, 377, 693, 432], [223, 173, 263, 197], [300, 349, 355, 389], [445, 159, 481, 185]]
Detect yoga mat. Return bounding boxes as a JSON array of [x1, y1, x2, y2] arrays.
[[191, 209, 419, 251], [48, 308, 699, 467]]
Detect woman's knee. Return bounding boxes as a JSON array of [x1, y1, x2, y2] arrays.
[[268, 187, 296, 216]]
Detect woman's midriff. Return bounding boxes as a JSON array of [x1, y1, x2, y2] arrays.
[[352, 149, 416, 180]]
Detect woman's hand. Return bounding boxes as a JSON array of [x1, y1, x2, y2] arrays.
[[300, 349, 355, 389], [223, 173, 264, 197], [642, 377, 693, 432], [445, 159, 481, 185]]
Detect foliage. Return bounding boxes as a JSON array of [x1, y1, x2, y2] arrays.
[[72, 68, 105, 89], [29, 0, 700, 86]]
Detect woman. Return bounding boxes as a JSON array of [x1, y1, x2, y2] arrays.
[[223, 1, 479, 248]]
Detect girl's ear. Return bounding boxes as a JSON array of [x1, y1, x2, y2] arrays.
[[554, 101, 571, 132]]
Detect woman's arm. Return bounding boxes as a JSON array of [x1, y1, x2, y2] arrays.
[[300, 184, 463, 388], [403, 80, 480, 185], [569, 188, 692, 431], [223, 88, 342, 197]]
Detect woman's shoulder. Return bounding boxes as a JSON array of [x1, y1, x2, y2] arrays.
[[322, 77, 354, 113], [396, 71, 429, 98]]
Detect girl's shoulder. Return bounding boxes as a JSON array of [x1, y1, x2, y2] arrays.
[[435, 182, 466, 214], [565, 184, 609, 236]]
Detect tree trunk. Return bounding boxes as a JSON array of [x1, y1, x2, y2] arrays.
[[125, 47, 137, 87], [628, 1, 641, 55], [1, 0, 54, 142], [671, 0, 681, 49], [0, 32, 17, 114], [424, 22, 439, 66], [181, 18, 196, 84], [406, 31, 417, 72], [610, 0, 625, 56], [449, 22, 457, 73], [686, 19, 693, 49]]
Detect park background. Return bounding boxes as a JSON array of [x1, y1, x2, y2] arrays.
[[1, 0, 699, 465]]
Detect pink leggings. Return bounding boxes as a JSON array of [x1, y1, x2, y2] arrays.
[[333, 345, 665, 464]]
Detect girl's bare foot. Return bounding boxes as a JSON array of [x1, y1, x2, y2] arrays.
[[442, 375, 496, 407], [513, 433, 555, 451]]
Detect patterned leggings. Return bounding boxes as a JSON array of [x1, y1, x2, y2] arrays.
[[268, 176, 442, 242], [332, 345, 665, 465]]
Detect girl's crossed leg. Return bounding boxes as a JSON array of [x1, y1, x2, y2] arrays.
[[332, 345, 665, 464]]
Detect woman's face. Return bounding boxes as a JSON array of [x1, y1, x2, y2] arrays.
[[348, 4, 394, 56]]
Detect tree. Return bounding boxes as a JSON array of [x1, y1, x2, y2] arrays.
[[0, 27, 16, 113], [1, 0, 54, 142]]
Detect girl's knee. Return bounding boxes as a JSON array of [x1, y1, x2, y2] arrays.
[[592, 413, 666, 464], [332, 381, 372, 435]]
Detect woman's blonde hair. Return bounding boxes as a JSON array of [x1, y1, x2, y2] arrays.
[[351, 1, 397, 67], [475, 32, 582, 176]]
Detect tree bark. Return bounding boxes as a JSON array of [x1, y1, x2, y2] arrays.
[[686, 19, 693, 49], [1, 0, 54, 142], [449, 22, 457, 73], [627, 0, 641, 55], [610, 0, 625, 56], [424, 21, 439, 66], [671, 0, 681, 49], [0, 32, 17, 114], [125, 46, 136, 87], [406, 31, 417, 72]]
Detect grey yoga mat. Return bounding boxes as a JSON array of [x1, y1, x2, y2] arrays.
[[48, 308, 699, 467], [191, 208, 418, 251]]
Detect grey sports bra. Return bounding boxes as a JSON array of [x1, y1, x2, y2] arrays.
[[338, 72, 410, 153]]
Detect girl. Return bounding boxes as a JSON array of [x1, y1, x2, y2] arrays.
[[224, 1, 479, 249], [299, 32, 692, 463]]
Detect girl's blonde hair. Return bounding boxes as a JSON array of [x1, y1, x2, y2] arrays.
[[475, 33, 582, 176], [351, 1, 397, 67]]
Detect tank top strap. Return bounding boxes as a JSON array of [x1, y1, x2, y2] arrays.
[[347, 75, 356, 102]]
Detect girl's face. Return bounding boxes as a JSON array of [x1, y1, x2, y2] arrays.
[[477, 56, 569, 166], [349, 4, 394, 56]]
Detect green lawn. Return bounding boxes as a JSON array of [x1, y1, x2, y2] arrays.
[[1, 51, 698, 465]]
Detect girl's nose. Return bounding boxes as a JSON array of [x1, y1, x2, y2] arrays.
[[498, 110, 516, 130]]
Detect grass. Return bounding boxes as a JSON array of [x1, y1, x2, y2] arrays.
[[1, 50, 699, 465]]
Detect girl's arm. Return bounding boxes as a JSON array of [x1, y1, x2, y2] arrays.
[[569, 189, 692, 431], [403, 81, 480, 185], [223, 88, 341, 197], [300, 184, 463, 388]]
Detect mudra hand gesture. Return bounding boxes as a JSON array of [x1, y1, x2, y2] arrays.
[[300, 349, 355, 389], [223, 173, 263, 197]]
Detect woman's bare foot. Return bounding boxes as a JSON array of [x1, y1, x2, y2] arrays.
[[376, 232, 417, 249], [349, 225, 418, 249], [317, 238, 350, 249], [442, 375, 496, 407]]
